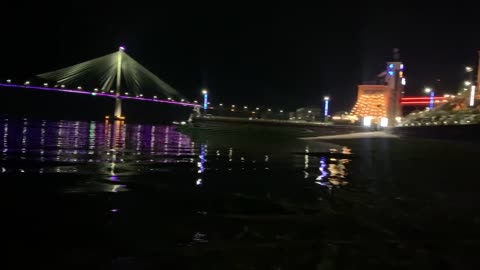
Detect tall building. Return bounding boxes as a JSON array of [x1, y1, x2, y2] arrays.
[[351, 49, 405, 126]]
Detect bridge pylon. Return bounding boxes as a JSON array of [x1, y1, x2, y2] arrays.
[[113, 46, 124, 121]]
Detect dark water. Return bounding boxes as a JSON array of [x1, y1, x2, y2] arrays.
[[2, 118, 480, 269]]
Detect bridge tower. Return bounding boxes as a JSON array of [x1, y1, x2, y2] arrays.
[[114, 46, 124, 120]]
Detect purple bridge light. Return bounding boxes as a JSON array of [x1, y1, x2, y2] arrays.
[[0, 83, 200, 107]]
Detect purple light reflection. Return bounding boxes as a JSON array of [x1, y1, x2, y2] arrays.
[[0, 83, 200, 107]]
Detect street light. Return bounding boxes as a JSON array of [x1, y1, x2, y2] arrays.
[[424, 87, 434, 110], [465, 81, 472, 86], [466, 66, 473, 72], [323, 96, 330, 119], [470, 85, 476, 107], [201, 89, 208, 112]]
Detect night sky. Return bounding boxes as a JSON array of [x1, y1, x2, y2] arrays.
[[2, 2, 480, 118]]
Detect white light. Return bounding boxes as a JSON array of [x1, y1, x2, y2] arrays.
[[323, 96, 330, 101], [470, 85, 476, 106], [268, 108, 271, 112], [280, 110, 283, 113], [94, 88, 98, 91], [43, 83, 48, 87], [395, 117, 402, 122], [6, 79, 11, 83], [119, 46, 125, 51], [125, 92, 129, 95], [363, 116, 372, 127], [380, 117, 388, 127], [466, 66, 473, 72], [231, 105, 236, 108], [181, 121, 186, 125], [153, 96, 157, 99], [194, 100, 198, 103], [400, 64, 404, 69], [202, 89, 208, 94], [181, 99, 185, 102], [77, 86, 82, 90], [60, 85, 65, 88], [308, 110, 312, 113], [139, 94, 143, 97], [256, 107, 259, 110], [110, 90, 114, 93], [243, 106, 248, 109], [168, 97, 172, 100], [401, 78, 406, 85], [465, 81, 472, 86], [219, 103, 223, 106], [424, 87, 432, 93], [24, 81, 30, 85], [443, 94, 450, 98]]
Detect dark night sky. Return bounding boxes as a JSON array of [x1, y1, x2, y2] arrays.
[[2, 2, 480, 116]]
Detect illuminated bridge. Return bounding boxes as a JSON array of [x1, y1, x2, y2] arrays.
[[1, 47, 200, 121]]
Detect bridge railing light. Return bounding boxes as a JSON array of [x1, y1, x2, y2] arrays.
[[181, 99, 185, 102], [124, 92, 129, 95], [77, 86, 82, 90], [6, 79, 11, 83], [43, 83, 48, 87], [193, 100, 198, 103], [94, 88, 98, 92], [61, 85, 65, 88], [110, 90, 114, 93], [24, 81, 30, 85], [139, 94, 143, 97], [153, 96, 157, 99]]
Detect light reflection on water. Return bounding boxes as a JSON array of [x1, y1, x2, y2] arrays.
[[0, 118, 352, 196]]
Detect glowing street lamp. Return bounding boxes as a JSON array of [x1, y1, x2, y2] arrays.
[[202, 89, 208, 111], [470, 85, 476, 107], [323, 96, 330, 118], [424, 87, 434, 110], [466, 66, 473, 72], [465, 81, 472, 86]]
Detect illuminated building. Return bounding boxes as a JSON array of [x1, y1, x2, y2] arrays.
[[351, 49, 405, 126]]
